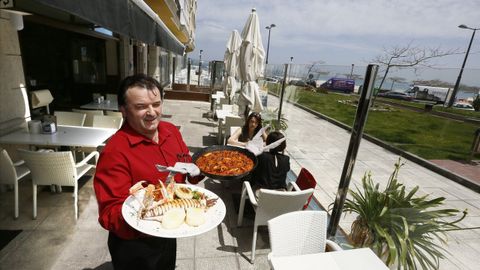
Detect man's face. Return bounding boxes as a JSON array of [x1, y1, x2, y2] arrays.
[[120, 86, 162, 137]]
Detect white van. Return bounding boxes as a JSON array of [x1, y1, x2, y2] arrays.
[[407, 85, 451, 104]]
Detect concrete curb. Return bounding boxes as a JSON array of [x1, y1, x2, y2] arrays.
[[286, 99, 480, 193]]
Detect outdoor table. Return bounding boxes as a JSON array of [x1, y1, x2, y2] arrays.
[[215, 91, 225, 97], [212, 92, 226, 106], [80, 100, 119, 111], [215, 109, 239, 121], [269, 248, 389, 270], [208, 93, 225, 116], [0, 125, 117, 148], [0, 125, 116, 193]]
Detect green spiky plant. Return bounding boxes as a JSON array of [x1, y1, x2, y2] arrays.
[[343, 158, 468, 270], [262, 107, 288, 131], [472, 95, 480, 111]]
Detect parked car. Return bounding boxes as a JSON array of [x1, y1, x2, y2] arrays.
[[319, 78, 355, 93], [265, 77, 278, 83], [453, 103, 474, 110], [378, 91, 413, 101]]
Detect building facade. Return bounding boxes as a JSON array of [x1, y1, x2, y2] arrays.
[[0, 0, 196, 133]]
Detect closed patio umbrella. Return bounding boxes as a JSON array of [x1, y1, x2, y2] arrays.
[[237, 8, 266, 117], [224, 30, 242, 102]]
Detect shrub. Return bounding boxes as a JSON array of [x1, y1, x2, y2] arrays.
[[343, 158, 468, 269], [472, 95, 480, 111]]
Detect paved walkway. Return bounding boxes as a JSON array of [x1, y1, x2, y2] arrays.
[[430, 159, 480, 185], [0, 98, 479, 270]]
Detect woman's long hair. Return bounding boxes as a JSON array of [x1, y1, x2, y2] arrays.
[[239, 112, 263, 142]]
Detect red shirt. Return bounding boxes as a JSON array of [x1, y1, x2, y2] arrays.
[[94, 121, 195, 239]]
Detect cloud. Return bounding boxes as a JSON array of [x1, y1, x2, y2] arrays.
[[195, 0, 480, 68]]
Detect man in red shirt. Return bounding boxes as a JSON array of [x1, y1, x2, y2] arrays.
[[94, 74, 201, 270]]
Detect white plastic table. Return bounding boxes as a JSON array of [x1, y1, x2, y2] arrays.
[[0, 125, 117, 148], [270, 248, 389, 270]]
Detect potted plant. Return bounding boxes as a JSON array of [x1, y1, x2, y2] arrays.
[[262, 107, 288, 131], [343, 158, 468, 270]]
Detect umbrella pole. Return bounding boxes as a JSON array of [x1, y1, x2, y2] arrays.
[[277, 63, 289, 121], [239, 80, 248, 118], [187, 58, 191, 90]]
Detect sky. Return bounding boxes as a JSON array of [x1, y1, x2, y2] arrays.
[[194, 0, 480, 71]]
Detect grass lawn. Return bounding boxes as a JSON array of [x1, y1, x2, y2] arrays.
[[434, 106, 480, 119], [270, 86, 479, 161], [375, 97, 480, 120]]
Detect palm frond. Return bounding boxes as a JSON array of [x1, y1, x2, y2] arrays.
[[344, 158, 466, 270]]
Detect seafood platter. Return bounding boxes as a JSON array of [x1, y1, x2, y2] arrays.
[[192, 145, 258, 181], [122, 180, 226, 238]]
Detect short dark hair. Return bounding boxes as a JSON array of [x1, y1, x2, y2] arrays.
[[266, 131, 286, 153], [117, 74, 164, 107]]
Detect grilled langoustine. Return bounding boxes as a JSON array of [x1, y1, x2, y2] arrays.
[[141, 198, 218, 219], [129, 179, 218, 226], [129, 180, 173, 208]]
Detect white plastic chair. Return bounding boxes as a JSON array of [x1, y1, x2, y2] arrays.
[[227, 126, 241, 146], [92, 115, 123, 129], [76, 115, 121, 156], [105, 111, 123, 117], [0, 149, 31, 219], [54, 111, 86, 126], [215, 97, 228, 109], [72, 109, 104, 127], [267, 210, 342, 266], [18, 149, 99, 220], [221, 116, 244, 144], [237, 181, 314, 262]]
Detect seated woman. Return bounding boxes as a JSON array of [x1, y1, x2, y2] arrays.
[[227, 112, 267, 147], [251, 131, 290, 193]]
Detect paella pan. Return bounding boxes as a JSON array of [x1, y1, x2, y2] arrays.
[[192, 145, 257, 181]]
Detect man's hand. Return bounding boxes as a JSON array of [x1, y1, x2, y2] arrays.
[[173, 162, 201, 176]]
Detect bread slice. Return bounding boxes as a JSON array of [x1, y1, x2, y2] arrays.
[[161, 208, 186, 229], [186, 208, 206, 227]]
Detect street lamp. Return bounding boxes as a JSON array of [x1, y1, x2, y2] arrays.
[[198, 49, 203, 86], [448, 24, 479, 107], [265, 24, 276, 64]]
